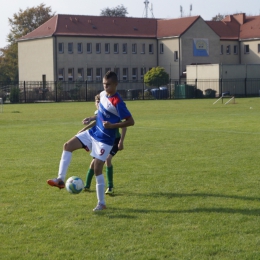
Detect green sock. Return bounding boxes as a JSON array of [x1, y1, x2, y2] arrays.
[[106, 165, 113, 189], [85, 168, 94, 188]]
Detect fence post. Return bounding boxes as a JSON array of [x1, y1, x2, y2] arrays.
[[85, 80, 88, 101], [220, 78, 223, 96], [195, 78, 197, 98], [169, 79, 171, 99], [55, 81, 57, 102], [142, 79, 145, 100], [23, 81, 26, 103], [244, 78, 247, 97]]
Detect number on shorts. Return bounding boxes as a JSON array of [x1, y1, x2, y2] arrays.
[[100, 148, 105, 156]]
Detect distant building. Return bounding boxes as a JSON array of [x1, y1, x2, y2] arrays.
[[18, 13, 260, 82]]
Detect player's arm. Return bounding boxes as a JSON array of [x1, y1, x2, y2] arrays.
[[103, 116, 134, 129], [118, 127, 127, 150], [82, 115, 97, 125], [77, 120, 96, 134]]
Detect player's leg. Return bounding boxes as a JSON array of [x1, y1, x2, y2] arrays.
[[91, 140, 112, 211], [94, 158, 106, 210], [47, 132, 91, 189], [105, 154, 114, 195], [84, 158, 95, 191], [105, 138, 119, 195]]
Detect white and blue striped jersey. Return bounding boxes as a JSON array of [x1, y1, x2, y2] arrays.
[[89, 91, 132, 145]]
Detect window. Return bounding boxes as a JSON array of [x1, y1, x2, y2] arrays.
[[105, 68, 111, 73], [105, 43, 110, 54], [58, 68, 64, 81], [114, 43, 119, 53], [122, 68, 128, 81], [141, 43, 145, 54], [96, 43, 101, 53], [87, 68, 93, 81], [87, 43, 92, 53], [220, 45, 223, 55], [140, 67, 146, 80], [244, 44, 249, 54], [77, 43, 83, 53], [68, 68, 74, 81], [114, 68, 120, 79], [258, 44, 260, 53], [96, 68, 102, 81], [174, 51, 178, 61], [149, 44, 153, 54], [58, 43, 64, 53], [132, 68, 138, 80], [234, 45, 238, 54], [77, 68, 83, 81], [226, 45, 230, 55], [123, 43, 127, 54], [132, 44, 137, 54], [68, 43, 73, 54], [160, 43, 164, 54]]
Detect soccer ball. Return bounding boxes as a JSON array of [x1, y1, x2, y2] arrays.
[[65, 176, 84, 194]]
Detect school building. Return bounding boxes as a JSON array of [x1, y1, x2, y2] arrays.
[[18, 13, 260, 83]]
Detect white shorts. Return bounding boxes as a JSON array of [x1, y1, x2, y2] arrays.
[[75, 131, 112, 161]]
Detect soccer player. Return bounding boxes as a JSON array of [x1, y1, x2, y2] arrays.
[[78, 94, 127, 195], [47, 71, 134, 211]]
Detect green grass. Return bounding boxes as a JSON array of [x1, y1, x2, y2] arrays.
[[0, 99, 260, 260]]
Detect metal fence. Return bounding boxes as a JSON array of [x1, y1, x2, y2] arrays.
[[1, 78, 260, 103]]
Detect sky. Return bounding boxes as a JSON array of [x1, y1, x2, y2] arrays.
[[0, 0, 259, 48]]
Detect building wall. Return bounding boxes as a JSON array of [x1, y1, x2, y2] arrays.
[[187, 64, 220, 79], [158, 38, 180, 79], [187, 64, 260, 96], [246, 64, 260, 77], [219, 40, 240, 64], [221, 64, 246, 78], [56, 36, 157, 81], [18, 38, 55, 81], [240, 39, 260, 64], [181, 17, 220, 73]]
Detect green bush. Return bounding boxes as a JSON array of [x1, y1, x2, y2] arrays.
[[144, 66, 169, 87], [9, 86, 20, 103]]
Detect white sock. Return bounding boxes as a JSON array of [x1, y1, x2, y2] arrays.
[[96, 174, 105, 205], [58, 151, 72, 181]]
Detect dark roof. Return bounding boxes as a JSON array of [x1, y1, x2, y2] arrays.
[[19, 15, 58, 41], [18, 13, 260, 42], [206, 13, 260, 40], [240, 15, 260, 39], [157, 16, 200, 38], [206, 17, 240, 40], [18, 14, 157, 41]]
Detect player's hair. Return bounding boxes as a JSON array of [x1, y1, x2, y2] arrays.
[[103, 70, 118, 83], [95, 94, 100, 101]]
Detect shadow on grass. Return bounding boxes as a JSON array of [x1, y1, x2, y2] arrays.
[[109, 192, 260, 216], [129, 192, 260, 202], [109, 206, 260, 216]]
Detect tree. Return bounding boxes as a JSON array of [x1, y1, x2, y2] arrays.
[[211, 13, 225, 21], [0, 3, 55, 82], [144, 67, 169, 87], [100, 5, 128, 17], [7, 3, 55, 44], [0, 44, 18, 81]]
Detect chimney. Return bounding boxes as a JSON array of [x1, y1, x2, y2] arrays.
[[233, 13, 245, 25]]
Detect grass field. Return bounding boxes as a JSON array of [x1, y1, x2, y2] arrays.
[[0, 98, 260, 260]]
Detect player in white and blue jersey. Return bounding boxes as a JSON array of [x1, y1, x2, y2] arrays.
[[47, 71, 134, 211]]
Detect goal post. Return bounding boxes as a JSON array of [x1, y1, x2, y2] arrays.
[[0, 98, 3, 113]]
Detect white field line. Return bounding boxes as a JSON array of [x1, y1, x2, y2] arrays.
[[135, 126, 260, 135]]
